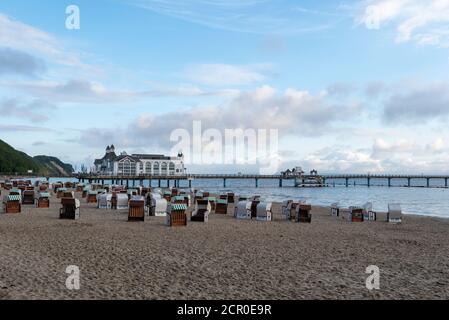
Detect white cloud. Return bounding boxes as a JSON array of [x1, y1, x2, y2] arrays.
[[182, 64, 269, 86], [78, 84, 363, 148], [0, 13, 92, 69], [358, 0, 449, 47], [127, 0, 338, 35]]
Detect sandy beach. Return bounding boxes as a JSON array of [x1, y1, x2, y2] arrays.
[[1, 189, 448, 300]]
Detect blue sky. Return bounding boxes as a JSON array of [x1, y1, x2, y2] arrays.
[[1, 0, 449, 173]]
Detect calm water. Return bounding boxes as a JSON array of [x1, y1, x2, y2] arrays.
[[28, 177, 449, 219]]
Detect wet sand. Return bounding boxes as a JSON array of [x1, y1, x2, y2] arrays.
[[0, 189, 448, 300]]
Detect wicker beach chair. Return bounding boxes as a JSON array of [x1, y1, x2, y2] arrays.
[[3, 194, 21, 214], [22, 190, 35, 205], [191, 199, 210, 222], [37, 192, 50, 208], [349, 206, 364, 222], [129, 196, 146, 222], [362, 202, 377, 221], [296, 204, 312, 223], [215, 199, 228, 215], [59, 198, 80, 220], [166, 203, 188, 227], [86, 190, 98, 203]]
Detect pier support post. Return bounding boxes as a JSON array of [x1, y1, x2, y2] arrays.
[[149, 179, 152, 188], [223, 179, 227, 188], [408, 178, 411, 187], [367, 177, 370, 187], [446, 178, 448, 188], [158, 180, 161, 188], [189, 180, 192, 188], [279, 179, 283, 187], [345, 178, 349, 187], [167, 180, 170, 188], [427, 178, 430, 188], [255, 179, 259, 188], [388, 178, 391, 187]]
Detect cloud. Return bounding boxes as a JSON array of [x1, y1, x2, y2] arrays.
[[0, 124, 54, 132], [78, 85, 363, 148], [9, 79, 139, 104], [0, 13, 90, 69], [182, 64, 269, 86], [0, 98, 56, 122], [382, 82, 449, 123], [127, 0, 339, 35], [358, 0, 449, 47], [372, 138, 416, 157], [0, 47, 46, 76]]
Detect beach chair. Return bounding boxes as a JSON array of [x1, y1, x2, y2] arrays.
[[56, 187, 67, 199], [172, 195, 189, 205], [98, 193, 112, 209], [215, 199, 228, 215], [350, 207, 364, 222], [163, 191, 172, 202], [235, 201, 251, 220], [87, 191, 98, 203], [362, 202, 377, 221], [149, 193, 168, 217], [388, 204, 402, 223], [227, 193, 235, 204], [59, 198, 80, 220], [22, 190, 35, 205], [128, 196, 146, 222], [331, 203, 340, 217], [37, 192, 50, 208], [191, 199, 210, 222], [296, 204, 312, 223], [286, 201, 302, 220], [207, 197, 217, 213], [115, 193, 129, 210], [76, 184, 85, 192], [166, 203, 188, 227], [256, 202, 273, 221], [3, 195, 22, 213], [249, 198, 260, 219], [63, 191, 75, 199]]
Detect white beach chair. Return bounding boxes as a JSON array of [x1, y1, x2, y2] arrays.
[[150, 193, 168, 217], [98, 193, 112, 209], [331, 203, 340, 217], [388, 203, 402, 223], [191, 199, 211, 222], [235, 201, 251, 220], [116, 193, 129, 210], [256, 202, 273, 222]]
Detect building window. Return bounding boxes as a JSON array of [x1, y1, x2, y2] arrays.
[[161, 162, 167, 173], [145, 162, 151, 174], [154, 162, 160, 173]]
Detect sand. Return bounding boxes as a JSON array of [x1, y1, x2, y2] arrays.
[[0, 189, 448, 300]]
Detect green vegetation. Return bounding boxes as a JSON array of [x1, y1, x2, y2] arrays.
[[0, 139, 73, 176]]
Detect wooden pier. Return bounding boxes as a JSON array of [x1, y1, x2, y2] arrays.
[[73, 173, 449, 188], [2, 172, 449, 189]]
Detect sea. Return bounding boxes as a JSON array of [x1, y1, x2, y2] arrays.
[[24, 177, 449, 219]]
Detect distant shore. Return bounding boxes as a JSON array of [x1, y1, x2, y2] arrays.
[[1, 188, 448, 300]]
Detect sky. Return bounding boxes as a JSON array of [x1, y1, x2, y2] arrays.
[[1, 0, 449, 174]]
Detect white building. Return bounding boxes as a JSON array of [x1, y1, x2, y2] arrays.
[[94, 145, 186, 176]]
